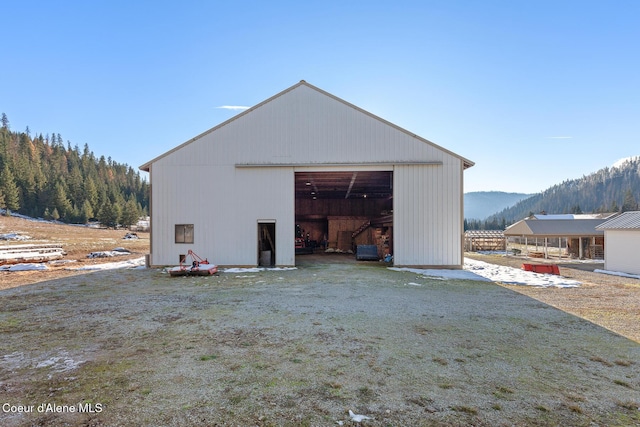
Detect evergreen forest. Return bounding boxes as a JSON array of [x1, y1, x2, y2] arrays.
[[0, 113, 148, 228], [466, 157, 640, 230]]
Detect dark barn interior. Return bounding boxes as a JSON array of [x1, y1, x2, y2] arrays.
[[294, 171, 394, 259]]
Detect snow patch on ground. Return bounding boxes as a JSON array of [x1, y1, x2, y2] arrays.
[[391, 257, 581, 288], [464, 258, 581, 287], [390, 266, 491, 282], [87, 250, 131, 258], [0, 263, 49, 271], [222, 267, 298, 273], [0, 233, 31, 241], [69, 257, 146, 271]]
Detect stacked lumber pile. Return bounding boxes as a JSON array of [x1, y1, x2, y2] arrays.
[[0, 244, 65, 265]]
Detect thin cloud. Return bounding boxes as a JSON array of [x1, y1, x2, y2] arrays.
[[217, 105, 250, 111], [545, 136, 573, 139]]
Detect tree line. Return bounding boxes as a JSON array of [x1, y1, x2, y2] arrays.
[[0, 113, 148, 228], [466, 157, 640, 230]]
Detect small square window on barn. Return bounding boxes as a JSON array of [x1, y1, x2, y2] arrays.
[[175, 224, 194, 244]]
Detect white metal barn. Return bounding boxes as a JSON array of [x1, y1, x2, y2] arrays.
[[140, 81, 474, 268], [596, 211, 640, 276]]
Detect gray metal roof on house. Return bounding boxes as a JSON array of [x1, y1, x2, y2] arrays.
[[596, 211, 640, 230], [531, 213, 614, 220], [504, 218, 607, 237]]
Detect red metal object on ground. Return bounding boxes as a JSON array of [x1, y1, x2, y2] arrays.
[[169, 250, 218, 277], [522, 264, 560, 275]]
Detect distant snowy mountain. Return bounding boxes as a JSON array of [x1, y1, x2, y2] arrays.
[[464, 191, 531, 220]]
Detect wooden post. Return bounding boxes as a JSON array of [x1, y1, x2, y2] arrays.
[[559, 237, 563, 259]]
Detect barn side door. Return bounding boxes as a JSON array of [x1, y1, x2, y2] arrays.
[[258, 221, 276, 266]]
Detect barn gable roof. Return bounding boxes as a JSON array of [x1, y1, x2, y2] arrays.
[[140, 80, 474, 172]]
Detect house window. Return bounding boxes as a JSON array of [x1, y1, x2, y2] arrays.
[[175, 224, 194, 244]]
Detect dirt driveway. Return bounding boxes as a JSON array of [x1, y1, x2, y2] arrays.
[[1, 255, 639, 426]]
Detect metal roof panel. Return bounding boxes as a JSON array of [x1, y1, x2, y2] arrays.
[[505, 219, 607, 237], [596, 211, 640, 230]]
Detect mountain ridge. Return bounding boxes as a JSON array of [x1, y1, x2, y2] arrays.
[[466, 157, 640, 227], [464, 191, 531, 220]]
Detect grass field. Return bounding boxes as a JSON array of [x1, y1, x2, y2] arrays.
[[1, 253, 639, 426], [1, 216, 639, 426]]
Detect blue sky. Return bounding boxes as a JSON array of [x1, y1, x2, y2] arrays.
[[2, 0, 638, 193]]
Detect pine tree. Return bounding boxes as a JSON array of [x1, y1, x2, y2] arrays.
[[120, 196, 140, 228], [80, 199, 94, 223], [1, 113, 9, 129], [621, 188, 638, 212], [0, 164, 20, 213], [53, 182, 73, 221], [97, 200, 119, 229], [610, 200, 620, 213], [83, 177, 99, 210]]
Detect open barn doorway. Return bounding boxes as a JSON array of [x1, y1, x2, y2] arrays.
[[258, 221, 276, 266], [294, 170, 394, 264]]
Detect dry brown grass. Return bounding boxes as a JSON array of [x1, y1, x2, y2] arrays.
[[0, 215, 149, 290], [465, 252, 640, 343]]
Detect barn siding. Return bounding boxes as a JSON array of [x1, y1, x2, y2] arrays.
[[150, 163, 294, 266], [165, 85, 452, 167], [393, 160, 463, 267], [603, 230, 640, 275], [145, 82, 469, 267]]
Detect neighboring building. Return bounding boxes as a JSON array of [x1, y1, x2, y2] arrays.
[[596, 211, 640, 275], [464, 230, 506, 252], [140, 81, 474, 268], [504, 214, 615, 259]]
